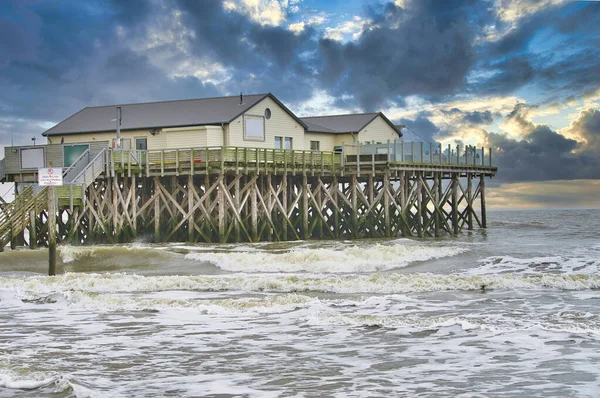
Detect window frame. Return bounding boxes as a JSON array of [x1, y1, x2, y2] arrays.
[[243, 114, 266, 142]]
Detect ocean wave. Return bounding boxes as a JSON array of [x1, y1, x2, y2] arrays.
[[302, 311, 600, 336], [0, 367, 59, 391], [303, 312, 493, 332], [184, 243, 468, 273], [59, 291, 319, 314], [1, 273, 598, 297], [467, 255, 600, 275], [489, 220, 549, 229]]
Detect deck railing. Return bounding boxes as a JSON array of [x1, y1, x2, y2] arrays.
[[356, 141, 493, 167], [107, 143, 495, 176], [111, 146, 344, 176]]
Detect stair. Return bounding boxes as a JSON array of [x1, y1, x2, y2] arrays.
[[0, 185, 47, 249], [0, 148, 107, 250]]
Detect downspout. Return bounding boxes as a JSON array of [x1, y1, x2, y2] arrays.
[[221, 122, 227, 146]]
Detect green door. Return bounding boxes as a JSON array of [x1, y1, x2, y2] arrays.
[[63, 144, 89, 167]]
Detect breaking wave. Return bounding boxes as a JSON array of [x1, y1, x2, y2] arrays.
[[1, 272, 598, 298], [184, 243, 468, 273]]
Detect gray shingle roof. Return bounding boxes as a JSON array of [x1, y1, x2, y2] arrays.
[[43, 94, 271, 136], [300, 113, 380, 134], [301, 112, 402, 137]]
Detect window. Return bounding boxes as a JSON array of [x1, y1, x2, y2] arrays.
[[275, 136, 293, 149], [135, 138, 147, 150], [63, 144, 89, 167], [244, 115, 265, 141], [274, 136, 283, 149], [20, 147, 45, 169], [310, 141, 320, 151], [264, 108, 271, 119]]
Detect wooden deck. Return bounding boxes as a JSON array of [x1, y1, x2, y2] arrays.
[[108, 147, 497, 178]]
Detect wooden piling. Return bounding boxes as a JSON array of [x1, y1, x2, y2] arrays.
[[48, 187, 57, 276]]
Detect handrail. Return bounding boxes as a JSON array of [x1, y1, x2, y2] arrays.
[[0, 185, 48, 244], [62, 148, 90, 178], [353, 140, 494, 167], [68, 148, 107, 186]]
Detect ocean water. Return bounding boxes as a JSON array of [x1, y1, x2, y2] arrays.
[[0, 209, 599, 397]]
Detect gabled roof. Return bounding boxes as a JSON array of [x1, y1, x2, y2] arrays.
[[301, 112, 402, 137], [43, 93, 306, 136]]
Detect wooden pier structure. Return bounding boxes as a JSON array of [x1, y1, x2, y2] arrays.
[[0, 145, 496, 250]]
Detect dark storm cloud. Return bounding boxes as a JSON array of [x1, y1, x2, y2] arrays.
[[564, 108, 600, 152], [484, 104, 600, 182], [174, 0, 316, 105], [475, 1, 600, 103], [393, 103, 600, 183], [485, 129, 599, 182], [317, 0, 487, 110], [1, 0, 600, 149], [0, 0, 220, 142], [0, 1, 41, 67], [398, 113, 440, 143], [476, 56, 534, 95], [462, 110, 495, 125]]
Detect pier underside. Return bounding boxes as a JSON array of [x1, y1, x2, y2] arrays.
[[3, 168, 490, 248]]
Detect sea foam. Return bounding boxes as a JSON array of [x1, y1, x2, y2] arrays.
[[184, 243, 467, 273], [1, 272, 599, 298]]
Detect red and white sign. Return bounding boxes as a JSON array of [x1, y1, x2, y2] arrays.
[[38, 168, 63, 186]]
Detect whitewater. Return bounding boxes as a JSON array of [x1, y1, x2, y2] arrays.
[[0, 209, 599, 397]]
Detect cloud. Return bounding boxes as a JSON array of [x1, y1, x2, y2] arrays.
[[462, 110, 495, 125], [222, 0, 290, 26], [398, 113, 440, 142], [315, 0, 494, 110], [487, 180, 600, 210], [393, 101, 600, 184], [561, 108, 600, 153], [494, 0, 567, 25], [483, 104, 600, 182], [323, 16, 371, 42], [476, 1, 600, 106], [0, 0, 222, 138], [175, 0, 316, 104]]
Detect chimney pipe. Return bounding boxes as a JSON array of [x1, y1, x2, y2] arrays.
[[116, 106, 122, 148], [240, 92, 243, 105]]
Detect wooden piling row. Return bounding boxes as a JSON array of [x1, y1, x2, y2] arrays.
[[0, 170, 489, 248]]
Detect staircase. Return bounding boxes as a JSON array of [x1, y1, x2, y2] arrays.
[[0, 148, 107, 250], [0, 185, 47, 249]]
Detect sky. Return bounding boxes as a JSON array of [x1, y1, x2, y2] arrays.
[[1, 0, 600, 209]]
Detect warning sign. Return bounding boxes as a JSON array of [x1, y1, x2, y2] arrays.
[[38, 168, 63, 186]]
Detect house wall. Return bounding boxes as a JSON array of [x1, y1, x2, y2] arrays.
[[3, 141, 108, 175], [163, 126, 211, 148], [303, 133, 336, 152], [358, 115, 400, 144], [47, 126, 222, 150], [49, 130, 160, 149], [226, 97, 305, 150]]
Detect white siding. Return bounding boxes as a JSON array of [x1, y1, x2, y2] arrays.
[[50, 130, 165, 149], [163, 126, 210, 148], [303, 133, 335, 152], [227, 97, 305, 150], [48, 126, 218, 150], [205, 126, 224, 147], [358, 115, 400, 144]]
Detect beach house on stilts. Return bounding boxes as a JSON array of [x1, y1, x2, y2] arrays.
[[0, 93, 496, 249]]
